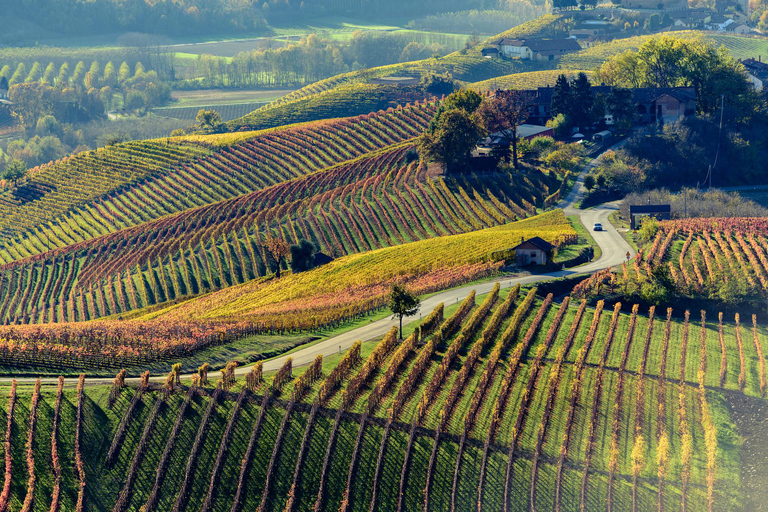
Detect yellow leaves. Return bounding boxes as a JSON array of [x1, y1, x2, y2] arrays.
[[154, 211, 575, 321], [631, 435, 645, 475], [657, 432, 670, 479]]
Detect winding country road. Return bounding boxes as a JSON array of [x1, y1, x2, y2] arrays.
[[251, 155, 635, 374], [5, 148, 634, 385]]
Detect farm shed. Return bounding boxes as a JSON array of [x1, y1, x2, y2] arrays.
[[513, 236, 553, 266]]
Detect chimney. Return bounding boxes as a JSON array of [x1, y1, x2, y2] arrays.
[[521, 236, 525, 243]]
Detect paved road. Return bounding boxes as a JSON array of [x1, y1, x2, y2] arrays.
[[251, 152, 635, 374], [5, 148, 634, 385]]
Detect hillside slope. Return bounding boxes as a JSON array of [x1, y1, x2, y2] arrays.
[[0, 103, 438, 266], [0, 289, 751, 510], [0, 211, 575, 368], [225, 15, 570, 131]]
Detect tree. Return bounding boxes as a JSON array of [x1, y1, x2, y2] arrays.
[[0, 76, 7, 91], [550, 74, 571, 118], [546, 113, 571, 138], [598, 35, 754, 116], [442, 89, 483, 114], [387, 283, 420, 339], [606, 88, 635, 132], [264, 235, 290, 278], [196, 109, 222, 131], [569, 72, 593, 128], [420, 73, 454, 96], [426, 89, 482, 134], [418, 108, 485, 172], [289, 239, 317, 273], [584, 173, 596, 190], [4, 159, 26, 185], [760, 11, 768, 32], [9, 83, 56, 129], [644, 13, 661, 32], [476, 90, 532, 169]]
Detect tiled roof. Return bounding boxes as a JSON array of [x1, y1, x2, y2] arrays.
[[513, 236, 554, 252]]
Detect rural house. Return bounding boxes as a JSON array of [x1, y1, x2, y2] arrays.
[[725, 22, 751, 34], [513, 85, 696, 126], [473, 124, 554, 157], [513, 236, 553, 266], [632, 87, 696, 124], [496, 38, 582, 61]]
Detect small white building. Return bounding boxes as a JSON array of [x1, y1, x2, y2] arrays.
[[497, 38, 582, 62]]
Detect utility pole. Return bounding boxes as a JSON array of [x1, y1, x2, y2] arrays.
[[684, 188, 687, 218], [711, 94, 725, 188]]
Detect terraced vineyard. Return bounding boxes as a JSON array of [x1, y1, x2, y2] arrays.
[[0, 211, 577, 368], [221, 15, 574, 132], [0, 137, 567, 328], [560, 30, 768, 70], [0, 285, 757, 509], [0, 140, 210, 248], [0, 102, 438, 264], [151, 101, 270, 122], [469, 69, 592, 93], [576, 217, 768, 311]]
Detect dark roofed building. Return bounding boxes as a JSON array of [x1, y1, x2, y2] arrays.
[[489, 85, 696, 128], [741, 57, 768, 78], [629, 204, 671, 229], [632, 87, 696, 124], [513, 236, 554, 266], [497, 38, 582, 61], [481, 47, 500, 58], [525, 84, 612, 125]]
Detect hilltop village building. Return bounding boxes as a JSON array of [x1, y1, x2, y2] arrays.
[[493, 38, 583, 61], [521, 86, 696, 126]]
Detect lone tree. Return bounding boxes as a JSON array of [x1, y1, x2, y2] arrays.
[[3, 159, 26, 185], [388, 283, 420, 339], [264, 235, 290, 278], [196, 109, 222, 131], [418, 107, 485, 172], [477, 90, 532, 169]]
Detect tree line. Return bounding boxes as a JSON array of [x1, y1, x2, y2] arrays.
[[7, 0, 546, 39], [180, 33, 456, 89]]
